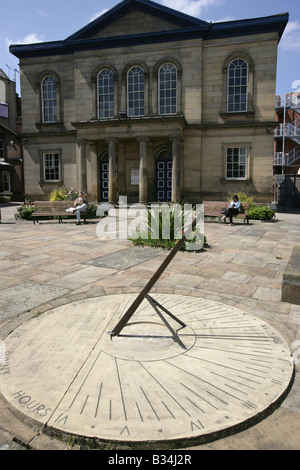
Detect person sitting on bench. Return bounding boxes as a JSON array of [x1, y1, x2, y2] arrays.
[[74, 192, 87, 225], [221, 195, 241, 226]]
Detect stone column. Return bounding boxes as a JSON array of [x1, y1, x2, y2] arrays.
[[77, 139, 87, 194], [89, 143, 98, 201], [137, 136, 149, 204], [107, 137, 118, 204], [170, 134, 181, 203]]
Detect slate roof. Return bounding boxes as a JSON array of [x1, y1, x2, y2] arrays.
[[9, 0, 289, 58]]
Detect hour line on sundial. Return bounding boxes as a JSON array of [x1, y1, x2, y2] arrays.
[[0, 293, 294, 447]]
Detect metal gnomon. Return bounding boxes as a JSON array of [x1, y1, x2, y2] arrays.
[[109, 211, 200, 349]]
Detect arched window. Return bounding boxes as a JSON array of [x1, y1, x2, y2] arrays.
[[227, 59, 248, 112], [128, 67, 144, 116], [159, 64, 177, 115], [42, 76, 57, 122], [98, 69, 114, 119]]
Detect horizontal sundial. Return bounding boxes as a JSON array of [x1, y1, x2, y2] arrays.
[[0, 293, 294, 447]]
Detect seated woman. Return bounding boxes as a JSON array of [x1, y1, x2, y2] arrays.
[[74, 192, 88, 225], [221, 195, 241, 226]]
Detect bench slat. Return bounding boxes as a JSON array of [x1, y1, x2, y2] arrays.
[[202, 201, 250, 224], [32, 201, 86, 224]]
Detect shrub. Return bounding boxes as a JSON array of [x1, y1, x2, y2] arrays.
[[228, 192, 275, 220], [128, 202, 206, 251], [14, 204, 34, 220], [248, 206, 275, 220], [85, 203, 98, 219], [50, 187, 68, 201], [227, 191, 256, 206]]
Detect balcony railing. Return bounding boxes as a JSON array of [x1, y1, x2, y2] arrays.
[[274, 146, 300, 166], [274, 121, 300, 145], [275, 93, 300, 110]]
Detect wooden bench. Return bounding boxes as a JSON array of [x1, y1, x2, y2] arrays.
[[202, 201, 250, 225], [32, 201, 86, 224]]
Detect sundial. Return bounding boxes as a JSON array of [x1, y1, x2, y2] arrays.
[[0, 222, 294, 447], [0, 292, 294, 447]]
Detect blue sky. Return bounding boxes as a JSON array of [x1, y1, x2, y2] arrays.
[[1, 0, 300, 96]]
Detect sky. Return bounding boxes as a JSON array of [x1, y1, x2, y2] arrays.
[[1, 0, 300, 97]]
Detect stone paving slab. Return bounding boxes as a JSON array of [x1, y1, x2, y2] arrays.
[[0, 281, 69, 320], [0, 204, 299, 450], [87, 245, 165, 270]]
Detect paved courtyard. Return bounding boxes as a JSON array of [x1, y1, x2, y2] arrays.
[[0, 203, 299, 450]]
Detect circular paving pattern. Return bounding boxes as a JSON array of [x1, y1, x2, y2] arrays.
[[0, 294, 294, 447]]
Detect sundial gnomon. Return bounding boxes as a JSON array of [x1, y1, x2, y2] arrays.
[[0, 216, 294, 446]]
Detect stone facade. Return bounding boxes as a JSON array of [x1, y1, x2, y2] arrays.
[[10, 0, 288, 203]]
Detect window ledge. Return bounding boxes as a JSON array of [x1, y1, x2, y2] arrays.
[[220, 110, 255, 119], [35, 121, 64, 130], [220, 177, 253, 184]]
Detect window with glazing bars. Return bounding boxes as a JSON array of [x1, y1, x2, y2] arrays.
[[44, 153, 59, 181], [226, 148, 247, 179], [42, 76, 57, 122], [159, 64, 177, 115], [227, 59, 248, 112], [98, 70, 114, 118], [128, 67, 144, 116]]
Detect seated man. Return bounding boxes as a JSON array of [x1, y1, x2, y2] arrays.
[[221, 195, 241, 226], [74, 192, 87, 225]]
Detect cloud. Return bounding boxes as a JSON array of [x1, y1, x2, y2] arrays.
[[90, 9, 109, 22], [280, 20, 300, 53], [160, 0, 224, 18], [36, 8, 49, 17], [5, 33, 45, 47]]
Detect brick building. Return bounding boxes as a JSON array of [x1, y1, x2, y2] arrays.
[[274, 92, 300, 174], [0, 69, 23, 200], [9, 0, 288, 203]]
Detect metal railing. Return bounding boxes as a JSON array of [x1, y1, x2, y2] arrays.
[[274, 121, 300, 144], [274, 146, 300, 166], [275, 93, 300, 110]]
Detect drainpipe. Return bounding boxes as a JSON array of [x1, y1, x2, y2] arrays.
[[282, 93, 286, 174]]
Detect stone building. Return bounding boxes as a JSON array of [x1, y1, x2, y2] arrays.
[[9, 0, 288, 204]]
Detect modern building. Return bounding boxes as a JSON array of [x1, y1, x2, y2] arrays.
[[9, 0, 288, 204], [0, 69, 23, 200]]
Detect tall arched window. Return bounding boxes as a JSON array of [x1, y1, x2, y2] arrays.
[[159, 63, 177, 115], [227, 59, 248, 112], [98, 69, 114, 119], [42, 76, 57, 122], [128, 67, 144, 116]]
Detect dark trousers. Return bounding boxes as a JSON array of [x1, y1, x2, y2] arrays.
[[225, 208, 239, 223]]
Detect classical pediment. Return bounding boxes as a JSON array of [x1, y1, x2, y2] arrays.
[[65, 0, 208, 41]]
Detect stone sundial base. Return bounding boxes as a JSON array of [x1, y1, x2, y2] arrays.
[[0, 294, 294, 449]]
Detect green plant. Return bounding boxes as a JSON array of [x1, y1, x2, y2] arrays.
[[0, 195, 11, 203], [50, 187, 68, 201], [227, 192, 275, 220], [128, 202, 206, 251], [227, 191, 256, 206], [248, 206, 275, 220], [64, 188, 79, 201], [85, 203, 98, 219], [14, 204, 34, 220]]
